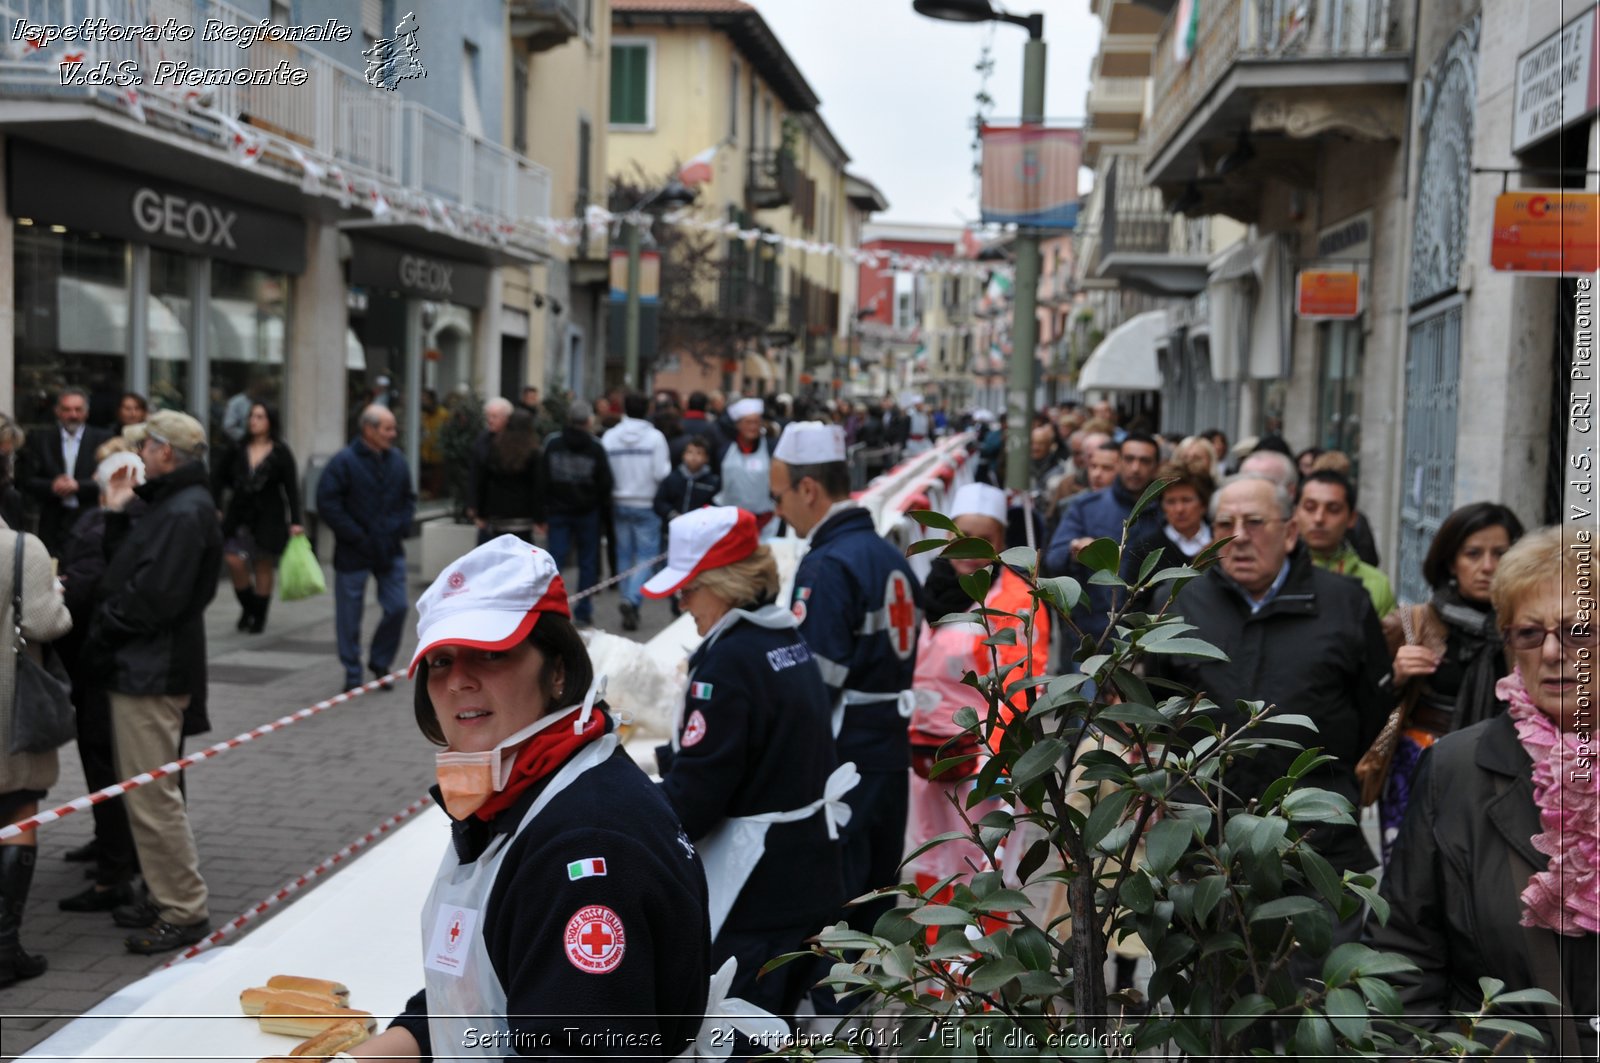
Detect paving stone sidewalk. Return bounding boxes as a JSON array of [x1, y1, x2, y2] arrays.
[[0, 545, 677, 1059]]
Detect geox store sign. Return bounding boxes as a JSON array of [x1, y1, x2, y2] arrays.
[[7, 140, 306, 274]]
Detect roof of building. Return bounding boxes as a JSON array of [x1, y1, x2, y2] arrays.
[[844, 173, 890, 214], [613, 0, 821, 113]]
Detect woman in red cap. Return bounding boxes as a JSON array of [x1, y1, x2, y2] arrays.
[[351, 535, 711, 1061], [644, 507, 853, 1023]]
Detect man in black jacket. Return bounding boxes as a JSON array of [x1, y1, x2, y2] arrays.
[[20, 387, 110, 556], [542, 401, 612, 626], [1158, 474, 1392, 980], [86, 411, 222, 954], [317, 406, 417, 693]]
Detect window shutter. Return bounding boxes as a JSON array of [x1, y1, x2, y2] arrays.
[[361, 0, 383, 39]]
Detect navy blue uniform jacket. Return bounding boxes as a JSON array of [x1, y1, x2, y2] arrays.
[[792, 506, 923, 772], [657, 612, 846, 933], [393, 734, 711, 1061]]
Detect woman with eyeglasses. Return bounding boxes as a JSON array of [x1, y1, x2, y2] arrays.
[[1365, 503, 1524, 863], [643, 506, 850, 1022], [1370, 526, 1597, 1059]]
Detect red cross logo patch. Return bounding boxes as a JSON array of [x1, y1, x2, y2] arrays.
[[885, 570, 917, 660], [682, 709, 708, 749], [564, 905, 626, 974], [446, 911, 464, 954]]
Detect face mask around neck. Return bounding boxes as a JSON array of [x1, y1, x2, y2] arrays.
[[432, 675, 608, 819]]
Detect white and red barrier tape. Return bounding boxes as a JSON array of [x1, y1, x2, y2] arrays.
[[163, 795, 435, 967], [0, 550, 671, 843], [0, 675, 401, 842]]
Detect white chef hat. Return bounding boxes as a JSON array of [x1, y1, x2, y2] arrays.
[[727, 397, 765, 421], [950, 483, 1008, 526], [773, 421, 847, 465]]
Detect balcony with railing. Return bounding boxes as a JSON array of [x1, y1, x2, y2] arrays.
[[1144, 0, 1411, 216], [1094, 155, 1213, 296], [746, 150, 800, 212], [0, 0, 552, 260], [1094, 0, 1166, 78], [719, 273, 777, 329], [510, 0, 587, 53]]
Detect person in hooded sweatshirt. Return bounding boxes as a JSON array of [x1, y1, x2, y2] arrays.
[[542, 402, 612, 627], [601, 393, 670, 632], [644, 507, 849, 1022]]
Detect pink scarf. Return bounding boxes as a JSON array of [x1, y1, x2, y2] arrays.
[[1498, 670, 1600, 936]]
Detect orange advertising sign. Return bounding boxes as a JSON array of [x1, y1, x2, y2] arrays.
[[1491, 191, 1599, 274], [1296, 270, 1362, 319]]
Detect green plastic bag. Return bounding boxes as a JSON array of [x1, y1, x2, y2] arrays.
[[278, 533, 326, 601]]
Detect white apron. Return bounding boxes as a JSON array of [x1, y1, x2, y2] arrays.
[[831, 688, 916, 741], [421, 732, 781, 1061], [697, 762, 859, 940], [669, 605, 861, 940], [714, 441, 772, 519]]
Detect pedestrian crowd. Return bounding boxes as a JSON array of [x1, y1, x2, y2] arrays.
[[0, 384, 1590, 1063]]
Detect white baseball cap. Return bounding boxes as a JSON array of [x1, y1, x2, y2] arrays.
[[727, 397, 765, 421], [950, 483, 1008, 525], [410, 535, 570, 676], [773, 421, 846, 465], [641, 507, 759, 599]]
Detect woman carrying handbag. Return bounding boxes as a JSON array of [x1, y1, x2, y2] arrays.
[[0, 526, 72, 987], [211, 402, 303, 634]]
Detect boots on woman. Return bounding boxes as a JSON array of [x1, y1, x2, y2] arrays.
[[0, 845, 47, 987], [234, 586, 253, 631], [245, 591, 270, 635]]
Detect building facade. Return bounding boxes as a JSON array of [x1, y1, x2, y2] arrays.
[[1, 0, 558, 512], [606, 0, 878, 401]]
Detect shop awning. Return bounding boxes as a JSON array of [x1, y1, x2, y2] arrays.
[[1077, 310, 1166, 392], [58, 278, 186, 361], [742, 352, 776, 383], [210, 299, 285, 364]]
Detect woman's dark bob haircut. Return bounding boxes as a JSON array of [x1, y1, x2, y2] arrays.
[[1421, 502, 1526, 591], [412, 611, 596, 746]]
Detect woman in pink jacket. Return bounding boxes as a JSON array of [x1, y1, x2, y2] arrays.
[[905, 483, 1051, 897]]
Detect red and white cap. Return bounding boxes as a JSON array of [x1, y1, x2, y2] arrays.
[[641, 507, 759, 599], [409, 535, 569, 676]]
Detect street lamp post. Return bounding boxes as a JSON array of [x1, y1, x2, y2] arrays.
[[914, 0, 1044, 496], [622, 180, 697, 391]]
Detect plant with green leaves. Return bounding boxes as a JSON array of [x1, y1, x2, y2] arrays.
[[773, 484, 1556, 1058]]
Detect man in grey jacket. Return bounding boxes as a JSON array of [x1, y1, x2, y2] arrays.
[[601, 393, 669, 631]]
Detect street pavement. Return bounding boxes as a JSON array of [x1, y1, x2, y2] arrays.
[[0, 538, 679, 1059]]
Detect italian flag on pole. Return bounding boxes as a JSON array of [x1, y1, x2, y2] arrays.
[[567, 858, 607, 880]]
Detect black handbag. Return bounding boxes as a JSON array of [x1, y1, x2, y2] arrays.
[[8, 533, 74, 755]]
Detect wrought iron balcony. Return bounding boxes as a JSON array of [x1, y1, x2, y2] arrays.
[[719, 274, 776, 329], [746, 150, 799, 212], [1094, 155, 1213, 296], [511, 0, 586, 53], [1144, 0, 1411, 214]]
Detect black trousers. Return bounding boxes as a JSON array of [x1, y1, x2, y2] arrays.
[[73, 683, 139, 886]]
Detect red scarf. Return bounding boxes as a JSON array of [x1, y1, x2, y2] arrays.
[[472, 707, 606, 822]]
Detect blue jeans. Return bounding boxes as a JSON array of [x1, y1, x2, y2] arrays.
[[546, 510, 600, 622], [612, 505, 660, 609], [334, 557, 409, 687]]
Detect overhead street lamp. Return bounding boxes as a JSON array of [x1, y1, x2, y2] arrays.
[[623, 179, 698, 391], [914, 0, 1045, 497]]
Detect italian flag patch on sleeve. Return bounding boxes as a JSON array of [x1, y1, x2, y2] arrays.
[[567, 858, 607, 880], [689, 682, 714, 699]]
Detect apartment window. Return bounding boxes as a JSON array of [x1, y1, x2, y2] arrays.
[[577, 118, 592, 213], [728, 62, 740, 142], [512, 56, 529, 156], [461, 42, 484, 137], [762, 99, 773, 152], [360, 0, 383, 45], [610, 39, 653, 128], [270, 0, 291, 26]]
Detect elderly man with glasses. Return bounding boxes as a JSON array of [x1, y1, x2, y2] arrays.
[[1150, 472, 1394, 989]]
